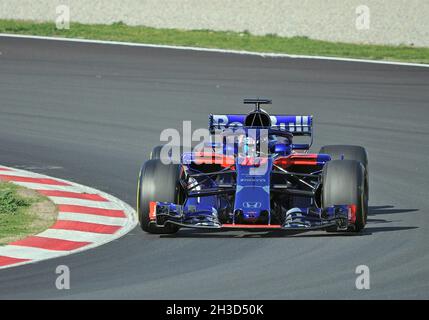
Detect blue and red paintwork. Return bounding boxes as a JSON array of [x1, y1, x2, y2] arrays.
[[149, 114, 355, 231]]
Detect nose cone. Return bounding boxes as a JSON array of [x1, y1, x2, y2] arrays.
[[234, 157, 272, 223]]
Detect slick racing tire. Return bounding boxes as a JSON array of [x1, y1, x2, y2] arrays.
[[322, 160, 368, 232], [319, 145, 368, 169], [137, 159, 183, 234], [319, 144, 369, 199], [149, 145, 163, 160], [150, 145, 183, 163]]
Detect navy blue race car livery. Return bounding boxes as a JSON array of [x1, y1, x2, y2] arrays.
[[137, 99, 369, 234]]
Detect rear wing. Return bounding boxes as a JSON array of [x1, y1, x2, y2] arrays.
[[209, 114, 313, 136]]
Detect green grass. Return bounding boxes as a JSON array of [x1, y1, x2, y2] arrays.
[[1, 20, 428, 64], [0, 182, 56, 245], [0, 184, 30, 215]]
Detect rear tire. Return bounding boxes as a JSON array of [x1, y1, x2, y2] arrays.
[[319, 144, 368, 170], [322, 160, 368, 232], [149, 145, 163, 160], [150, 145, 183, 164], [319, 144, 369, 199], [137, 159, 183, 234]]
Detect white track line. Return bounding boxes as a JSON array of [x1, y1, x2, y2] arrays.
[[7, 182, 83, 192], [58, 212, 127, 226], [0, 245, 65, 260], [1, 33, 428, 68], [48, 197, 121, 209], [0, 170, 53, 178], [37, 229, 114, 243]]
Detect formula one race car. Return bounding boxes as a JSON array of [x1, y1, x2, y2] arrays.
[[137, 99, 368, 234]]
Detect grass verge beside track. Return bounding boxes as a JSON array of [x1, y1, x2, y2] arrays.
[[1, 20, 428, 64], [0, 181, 57, 245]]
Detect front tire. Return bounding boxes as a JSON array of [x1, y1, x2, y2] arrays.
[[322, 160, 368, 232], [137, 159, 183, 234]]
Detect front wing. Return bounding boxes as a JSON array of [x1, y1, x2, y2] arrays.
[[148, 202, 354, 231]]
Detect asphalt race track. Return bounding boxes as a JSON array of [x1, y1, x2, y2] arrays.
[[0, 37, 428, 299]]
